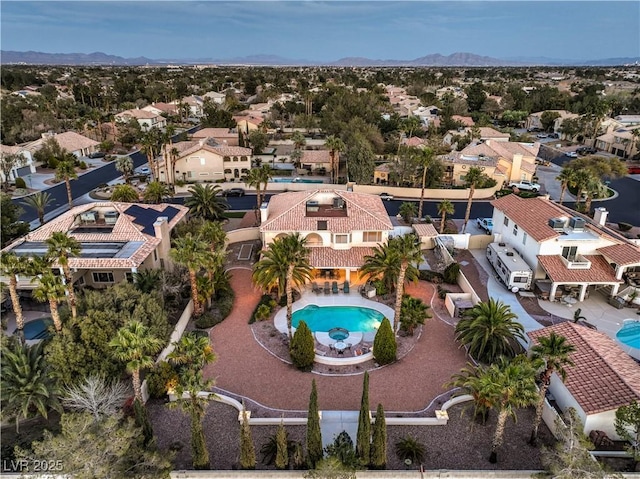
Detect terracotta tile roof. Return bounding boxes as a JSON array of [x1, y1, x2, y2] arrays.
[[233, 115, 264, 125], [116, 109, 159, 120], [478, 127, 510, 138], [44, 132, 98, 153], [528, 322, 640, 414], [169, 138, 251, 160], [4, 202, 188, 269], [302, 150, 331, 163], [491, 195, 566, 242], [413, 223, 438, 237], [150, 102, 178, 114], [403, 137, 426, 147], [193, 128, 237, 139], [260, 190, 393, 234], [598, 244, 640, 266], [451, 115, 475, 126], [309, 247, 376, 268], [536, 255, 621, 283], [375, 163, 392, 173]]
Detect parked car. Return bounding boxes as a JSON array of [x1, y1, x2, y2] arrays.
[[577, 146, 597, 155], [476, 218, 494, 234], [565, 151, 579, 158], [88, 151, 106, 159], [379, 192, 394, 201], [628, 166, 640, 174], [536, 133, 549, 139], [224, 188, 245, 197], [549, 133, 559, 139], [137, 166, 150, 175], [508, 180, 541, 192]]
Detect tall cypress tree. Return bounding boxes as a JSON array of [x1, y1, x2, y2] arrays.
[[239, 403, 256, 469], [356, 371, 371, 466], [275, 419, 289, 470], [306, 379, 323, 468], [370, 403, 387, 469], [373, 317, 397, 365]]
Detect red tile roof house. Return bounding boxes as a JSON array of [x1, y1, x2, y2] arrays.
[[528, 322, 640, 440], [25, 131, 100, 159], [1, 202, 188, 291], [158, 137, 252, 185], [115, 108, 167, 131], [490, 195, 640, 302], [259, 190, 393, 284], [300, 150, 332, 175], [192, 128, 239, 147]]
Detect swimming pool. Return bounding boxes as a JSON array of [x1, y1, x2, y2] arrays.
[[616, 321, 640, 349], [292, 305, 385, 333], [22, 318, 53, 340], [272, 177, 325, 184]]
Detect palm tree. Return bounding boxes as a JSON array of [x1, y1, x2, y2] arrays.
[[55, 159, 78, 209], [325, 135, 345, 184], [583, 175, 607, 214], [143, 181, 173, 204], [361, 242, 399, 294], [109, 321, 164, 403], [140, 127, 163, 180], [21, 191, 53, 226], [400, 294, 431, 336], [291, 131, 306, 150], [167, 334, 217, 470], [115, 156, 134, 183], [246, 165, 272, 223], [556, 168, 575, 205], [454, 298, 525, 364], [437, 200, 455, 234], [462, 166, 484, 233], [1, 339, 62, 433], [170, 234, 211, 317], [529, 332, 575, 445], [252, 233, 312, 339], [388, 234, 422, 335], [110, 184, 140, 203], [570, 169, 594, 207], [0, 252, 30, 341], [417, 147, 435, 219], [446, 362, 495, 424], [45, 231, 81, 320], [184, 183, 228, 221], [31, 271, 66, 332]]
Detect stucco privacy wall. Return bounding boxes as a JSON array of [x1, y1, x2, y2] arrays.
[[168, 471, 548, 478]]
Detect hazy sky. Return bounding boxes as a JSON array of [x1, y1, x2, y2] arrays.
[[2, 1, 639, 62]]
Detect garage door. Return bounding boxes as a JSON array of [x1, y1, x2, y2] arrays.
[[16, 166, 31, 177]]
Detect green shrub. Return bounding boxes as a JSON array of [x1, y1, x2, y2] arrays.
[[618, 222, 633, 232], [395, 435, 425, 465], [47, 157, 59, 169], [79, 161, 88, 169], [437, 285, 450, 299], [419, 270, 444, 284], [146, 361, 178, 399], [194, 288, 234, 329], [278, 291, 299, 307], [372, 279, 388, 296], [14, 177, 26, 189], [289, 320, 315, 371], [424, 215, 432, 224], [250, 294, 277, 324], [195, 311, 222, 329], [373, 317, 396, 365], [443, 262, 460, 284]]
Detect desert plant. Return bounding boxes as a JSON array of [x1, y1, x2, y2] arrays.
[[443, 262, 460, 284], [324, 430, 359, 469], [373, 317, 397, 365], [14, 177, 26, 189], [239, 404, 256, 469], [62, 374, 130, 422], [290, 320, 315, 371], [146, 361, 179, 399], [395, 435, 425, 466]]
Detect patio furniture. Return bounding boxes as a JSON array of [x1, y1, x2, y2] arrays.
[[312, 283, 321, 294], [334, 341, 347, 354], [329, 270, 335, 279], [332, 281, 339, 294], [324, 281, 331, 295], [343, 280, 350, 294]]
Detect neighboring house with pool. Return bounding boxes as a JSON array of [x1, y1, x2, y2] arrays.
[[1, 201, 188, 292], [490, 195, 640, 303], [528, 322, 640, 441], [157, 136, 252, 183], [259, 190, 394, 284]]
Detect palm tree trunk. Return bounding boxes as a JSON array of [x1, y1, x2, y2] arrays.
[[490, 409, 509, 463], [132, 368, 142, 403], [189, 269, 202, 317], [585, 195, 593, 213], [65, 179, 73, 209], [63, 265, 77, 320], [440, 211, 447, 234], [393, 265, 407, 335], [418, 166, 427, 219], [38, 209, 45, 226], [286, 266, 295, 339], [49, 299, 62, 332], [190, 406, 210, 469], [463, 185, 475, 233], [530, 381, 549, 445], [559, 185, 566, 205], [8, 277, 25, 343]]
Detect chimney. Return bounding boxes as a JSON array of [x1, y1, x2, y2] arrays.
[[510, 153, 523, 182], [153, 216, 171, 268], [593, 207, 609, 226], [485, 139, 491, 146], [199, 138, 205, 147], [260, 202, 269, 224]]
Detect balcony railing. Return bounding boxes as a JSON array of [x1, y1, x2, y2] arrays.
[[560, 254, 592, 269]]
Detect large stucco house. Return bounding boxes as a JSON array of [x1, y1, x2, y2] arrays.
[[528, 322, 640, 440], [1, 202, 188, 291], [490, 195, 640, 302], [0, 144, 37, 184], [115, 108, 167, 131], [158, 137, 252, 183], [259, 190, 393, 283]]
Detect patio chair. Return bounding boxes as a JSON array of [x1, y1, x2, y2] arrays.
[[332, 281, 339, 294], [312, 283, 321, 294], [324, 281, 331, 295], [343, 280, 350, 294]]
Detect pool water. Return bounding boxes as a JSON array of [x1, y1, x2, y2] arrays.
[[292, 305, 385, 333], [617, 322, 640, 349], [22, 318, 53, 340]]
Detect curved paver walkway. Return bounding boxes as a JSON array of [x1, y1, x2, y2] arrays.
[[204, 268, 468, 413]]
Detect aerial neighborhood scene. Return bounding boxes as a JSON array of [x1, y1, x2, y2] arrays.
[[2, 1, 640, 477]]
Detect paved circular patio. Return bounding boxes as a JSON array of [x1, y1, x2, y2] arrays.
[[204, 268, 469, 413]]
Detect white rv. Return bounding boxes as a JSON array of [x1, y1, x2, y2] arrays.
[[486, 243, 533, 292]]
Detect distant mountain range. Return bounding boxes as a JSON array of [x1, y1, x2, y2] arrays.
[[2, 50, 638, 67]]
